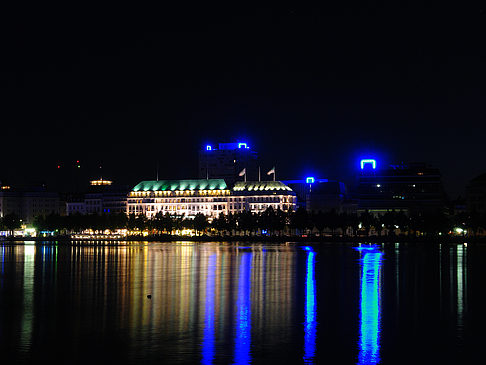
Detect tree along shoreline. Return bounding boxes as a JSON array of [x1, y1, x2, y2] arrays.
[[1, 206, 483, 241]]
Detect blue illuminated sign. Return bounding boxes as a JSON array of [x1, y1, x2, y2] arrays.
[[206, 145, 212, 151], [201, 254, 216, 365], [356, 246, 383, 365], [238, 143, 248, 149], [234, 252, 252, 364], [303, 247, 317, 363], [306, 177, 315, 184], [360, 159, 377, 170]]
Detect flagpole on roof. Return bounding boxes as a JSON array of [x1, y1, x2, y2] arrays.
[[238, 168, 247, 182], [266, 166, 275, 181]]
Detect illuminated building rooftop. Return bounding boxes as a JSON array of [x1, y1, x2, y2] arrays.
[[204, 142, 250, 151], [90, 179, 113, 186], [232, 181, 293, 192], [132, 179, 228, 192]]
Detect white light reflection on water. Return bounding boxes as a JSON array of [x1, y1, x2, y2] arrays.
[[456, 244, 467, 336], [20, 243, 36, 353], [356, 245, 383, 365]]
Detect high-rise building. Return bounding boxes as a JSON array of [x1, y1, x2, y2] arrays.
[[355, 160, 445, 215], [466, 173, 486, 215], [198, 142, 258, 185]]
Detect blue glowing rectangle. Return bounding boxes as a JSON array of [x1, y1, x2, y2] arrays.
[[306, 177, 315, 184], [360, 159, 376, 170]]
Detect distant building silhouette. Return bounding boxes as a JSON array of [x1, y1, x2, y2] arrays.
[[198, 142, 258, 185], [282, 179, 354, 213], [466, 173, 486, 215], [355, 162, 445, 215], [65, 180, 129, 215], [0, 184, 60, 224]]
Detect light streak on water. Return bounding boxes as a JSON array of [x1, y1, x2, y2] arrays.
[[303, 247, 317, 364], [201, 254, 216, 365], [234, 253, 252, 365], [456, 244, 467, 335], [20, 243, 36, 353], [357, 246, 383, 365]]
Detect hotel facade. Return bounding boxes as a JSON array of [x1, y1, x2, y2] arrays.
[[127, 179, 296, 219]]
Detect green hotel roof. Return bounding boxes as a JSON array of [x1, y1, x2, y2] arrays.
[[232, 181, 293, 192], [132, 179, 228, 192]]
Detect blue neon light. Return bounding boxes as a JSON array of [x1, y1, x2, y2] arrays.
[[306, 177, 315, 184], [201, 254, 216, 365], [234, 252, 252, 364], [303, 248, 317, 363], [357, 247, 383, 365], [360, 159, 377, 170], [238, 143, 248, 149], [1, 246, 4, 285], [206, 145, 212, 151], [354, 245, 381, 252]]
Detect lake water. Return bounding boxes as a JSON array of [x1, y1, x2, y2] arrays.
[[0, 241, 484, 364]]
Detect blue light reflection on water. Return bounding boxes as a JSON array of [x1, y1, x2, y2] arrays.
[[201, 254, 216, 365], [303, 247, 317, 364], [356, 246, 383, 365], [234, 252, 252, 365]]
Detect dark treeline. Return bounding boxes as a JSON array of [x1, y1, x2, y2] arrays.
[[1, 207, 481, 238]]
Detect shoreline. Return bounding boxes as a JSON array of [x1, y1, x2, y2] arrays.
[[0, 234, 478, 244]]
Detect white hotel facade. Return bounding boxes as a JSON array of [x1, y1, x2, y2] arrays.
[[127, 179, 297, 218]]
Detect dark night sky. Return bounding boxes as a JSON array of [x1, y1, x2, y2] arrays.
[[1, 4, 485, 198]]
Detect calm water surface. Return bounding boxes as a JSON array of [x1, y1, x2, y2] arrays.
[[0, 241, 485, 364]]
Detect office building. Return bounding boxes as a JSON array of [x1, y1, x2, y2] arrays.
[[198, 142, 258, 185], [0, 185, 60, 224], [466, 173, 486, 215], [66, 179, 129, 215], [356, 160, 445, 215]]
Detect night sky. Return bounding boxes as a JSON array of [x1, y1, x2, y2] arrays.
[[1, 4, 485, 197]]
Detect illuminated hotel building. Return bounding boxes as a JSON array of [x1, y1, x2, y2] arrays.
[[127, 179, 296, 218]]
